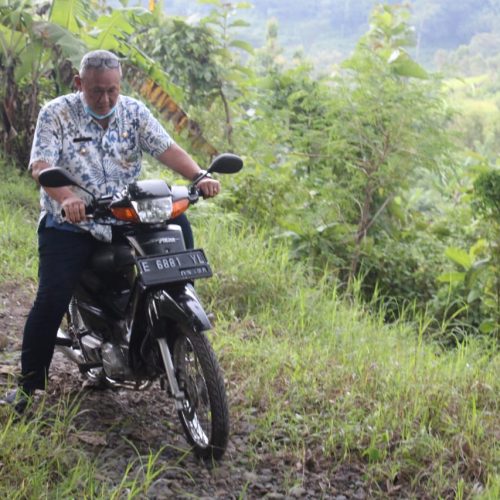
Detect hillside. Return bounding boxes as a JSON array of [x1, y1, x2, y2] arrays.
[[128, 0, 500, 67], [1, 158, 499, 498], [0, 0, 499, 497]]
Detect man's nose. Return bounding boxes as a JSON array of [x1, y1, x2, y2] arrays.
[[98, 92, 110, 105]]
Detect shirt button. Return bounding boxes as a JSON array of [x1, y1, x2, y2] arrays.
[[80, 148, 87, 155], [122, 132, 129, 139]]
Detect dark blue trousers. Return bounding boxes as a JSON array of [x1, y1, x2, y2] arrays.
[[20, 214, 193, 392]]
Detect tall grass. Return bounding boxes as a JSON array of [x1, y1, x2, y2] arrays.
[[195, 217, 500, 498], [0, 395, 165, 498], [1, 162, 498, 497], [0, 162, 38, 281]]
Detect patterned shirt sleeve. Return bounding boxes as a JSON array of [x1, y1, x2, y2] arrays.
[[29, 105, 61, 170], [137, 101, 174, 157]]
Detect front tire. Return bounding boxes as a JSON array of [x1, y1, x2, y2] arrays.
[[173, 327, 229, 460]]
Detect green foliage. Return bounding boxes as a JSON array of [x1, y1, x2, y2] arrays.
[[0, 397, 104, 497], [437, 167, 500, 339], [436, 32, 500, 78], [424, 155, 500, 341], [131, 0, 255, 148], [194, 217, 500, 499], [254, 4, 455, 294], [0, 159, 38, 281], [138, 17, 219, 106], [0, 0, 497, 340], [474, 170, 500, 217], [49, 0, 97, 34], [0, 393, 167, 497], [197, 1, 255, 146], [444, 73, 500, 163], [0, 0, 89, 167], [166, 0, 500, 70]]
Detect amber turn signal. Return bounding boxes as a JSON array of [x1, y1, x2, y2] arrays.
[[170, 199, 190, 219], [111, 207, 140, 222]]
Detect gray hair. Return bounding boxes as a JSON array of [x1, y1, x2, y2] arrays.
[[79, 50, 122, 77]]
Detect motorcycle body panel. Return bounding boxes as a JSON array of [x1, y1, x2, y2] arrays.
[[146, 284, 212, 336], [68, 223, 211, 381]]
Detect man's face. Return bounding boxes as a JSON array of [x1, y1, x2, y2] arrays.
[[75, 68, 121, 116]]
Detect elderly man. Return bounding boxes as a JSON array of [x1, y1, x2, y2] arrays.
[[1, 50, 220, 413]]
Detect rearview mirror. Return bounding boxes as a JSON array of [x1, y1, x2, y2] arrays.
[[38, 167, 80, 188], [208, 153, 243, 175]]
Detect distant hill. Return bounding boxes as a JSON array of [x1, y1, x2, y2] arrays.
[[125, 0, 499, 69]]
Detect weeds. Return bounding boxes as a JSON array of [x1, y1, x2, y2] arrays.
[[0, 394, 109, 497], [0, 163, 498, 498], [0, 161, 38, 282], [196, 218, 500, 498]]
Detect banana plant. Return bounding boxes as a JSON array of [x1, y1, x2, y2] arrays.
[[48, 0, 217, 157], [0, 0, 84, 164], [0, 0, 34, 144]]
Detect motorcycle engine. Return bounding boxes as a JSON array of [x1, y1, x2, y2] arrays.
[[102, 342, 134, 380], [80, 334, 103, 364]]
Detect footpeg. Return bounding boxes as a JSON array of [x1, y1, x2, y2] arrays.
[[55, 330, 73, 347]]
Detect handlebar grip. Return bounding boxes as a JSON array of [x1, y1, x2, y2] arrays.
[[61, 205, 94, 218], [188, 185, 203, 198]]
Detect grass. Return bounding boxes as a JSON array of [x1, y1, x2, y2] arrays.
[[195, 218, 500, 498], [0, 394, 165, 498], [0, 162, 39, 282], [0, 395, 102, 498], [0, 161, 498, 498]]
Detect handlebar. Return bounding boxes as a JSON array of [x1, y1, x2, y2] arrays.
[[60, 185, 206, 223], [61, 205, 95, 218]]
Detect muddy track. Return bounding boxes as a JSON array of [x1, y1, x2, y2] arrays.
[[0, 282, 370, 499]]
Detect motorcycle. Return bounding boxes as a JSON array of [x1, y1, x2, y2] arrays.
[[37, 153, 243, 460]]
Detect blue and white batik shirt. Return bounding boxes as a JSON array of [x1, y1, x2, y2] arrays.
[[29, 92, 174, 241]]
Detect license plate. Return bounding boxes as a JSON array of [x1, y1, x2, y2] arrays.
[[136, 249, 212, 286]]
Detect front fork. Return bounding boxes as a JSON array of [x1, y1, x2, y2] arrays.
[[156, 337, 185, 411], [146, 289, 189, 411], [146, 286, 210, 410]]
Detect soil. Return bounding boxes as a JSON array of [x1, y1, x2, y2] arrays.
[[0, 282, 371, 499]]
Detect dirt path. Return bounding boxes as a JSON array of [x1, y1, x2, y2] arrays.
[[0, 282, 369, 499]]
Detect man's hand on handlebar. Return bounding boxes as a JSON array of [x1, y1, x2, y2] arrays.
[[196, 177, 221, 198], [61, 194, 87, 223]]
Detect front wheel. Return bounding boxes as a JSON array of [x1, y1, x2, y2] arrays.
[[172, 328, 229, 460]]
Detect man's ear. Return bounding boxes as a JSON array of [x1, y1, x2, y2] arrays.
[[74, 74, 82, 91]]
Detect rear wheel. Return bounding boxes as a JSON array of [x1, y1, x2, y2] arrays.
[[173, 328, 229, 460]]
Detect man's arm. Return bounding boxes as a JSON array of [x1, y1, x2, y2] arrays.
[[31, 161, 87, 223], [156, 143, 221, 198]]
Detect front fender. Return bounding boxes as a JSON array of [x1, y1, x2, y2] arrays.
[[147, 284, 211, 334]]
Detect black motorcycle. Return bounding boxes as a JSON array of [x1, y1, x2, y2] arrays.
[[38, 153, 243, 460]]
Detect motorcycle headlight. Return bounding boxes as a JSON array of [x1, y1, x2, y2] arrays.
[[132, 197, 173, 223]]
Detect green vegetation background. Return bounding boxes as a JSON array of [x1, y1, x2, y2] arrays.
[[0, 0, 499, 497]]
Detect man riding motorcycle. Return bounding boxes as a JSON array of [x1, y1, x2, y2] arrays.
[[1, 49, 220, 414]]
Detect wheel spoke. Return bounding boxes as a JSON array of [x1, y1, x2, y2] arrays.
[[179, 338, 211, 445], [172, 328, 229, 459]]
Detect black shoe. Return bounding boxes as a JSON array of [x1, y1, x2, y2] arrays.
[[0, 388, 33, 415]]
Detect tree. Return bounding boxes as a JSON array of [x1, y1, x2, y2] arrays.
[[326, 5, 452, 281], [0, 0, 85, 166], [198, 0, 254, 147]]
